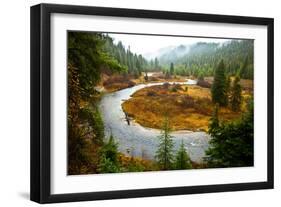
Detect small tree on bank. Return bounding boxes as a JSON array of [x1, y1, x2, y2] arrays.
[[174, 140, 192, 170], [98, 134, 120, 173], [211, 60, 228, 106], [225, 75, 231, 103], [208, 104, 220, 135], [155, 117, 175, 170], [170, 62, 174, 76], [230, 76, 242, 112], [144, 70, 148, 82], [198, 72, 204, 81]]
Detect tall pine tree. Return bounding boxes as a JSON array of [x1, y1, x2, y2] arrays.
[[208, 104, 220, 135], [170, 62, 174, 75], [155, 117, 175, 170], [230, 76, 242, 112], [174, 140, 192, 170], [240, 56, 249, 79], [98, 134, 120, 173], [225, 75, 231, 101], [211, 60, 228, 106]]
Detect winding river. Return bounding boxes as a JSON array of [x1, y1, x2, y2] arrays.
[[99, 80, 211, 163]]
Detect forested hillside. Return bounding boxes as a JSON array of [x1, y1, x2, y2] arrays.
[[159, 40, 254, 79], [67, 32, 157, 174], [103, 34, 149, 77], [87, 34, 254, 81]]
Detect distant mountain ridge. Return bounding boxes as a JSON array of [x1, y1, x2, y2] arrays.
[[143, 41, 231, 63], [144, 40, 253, 79], [143, 45, 175, 60], [159, 44, 190, 63], [143, 44, 190, 60], [158, 41, 231, 64]]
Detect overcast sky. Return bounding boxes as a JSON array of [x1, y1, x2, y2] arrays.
[[108, 33, 231, 57]]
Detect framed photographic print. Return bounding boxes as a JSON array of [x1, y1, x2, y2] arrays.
[[30, 3, 274, 203]]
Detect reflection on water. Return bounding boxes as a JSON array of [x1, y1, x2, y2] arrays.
[[99, 80, 210, 162]]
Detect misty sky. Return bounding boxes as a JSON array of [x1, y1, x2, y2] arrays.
[[108, 33, 231, 58]]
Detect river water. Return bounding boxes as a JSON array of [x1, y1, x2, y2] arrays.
[[99, 80, 211, 163]]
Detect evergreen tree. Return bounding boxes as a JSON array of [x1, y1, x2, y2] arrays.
[[208, 104, 220, 135], [198, 72, 204, 81], [155, 117, 175, 170], [144, 70, 148, 82], [170, 62, 174, 75], [150, 59, 154, 70], [79, 107, 104, 145], [98, 134, 120, 173], [225, 75, 231, 98], [230, 76, 242, 112], [174, 140, 192, 170], [154, 57, 159, 70], [240, 56, 250, 79], [68, 32, 126, 97], [211, 60, 228, 106], [165, 70, 171, 79]]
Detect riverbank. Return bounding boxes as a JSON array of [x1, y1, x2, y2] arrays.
[[118, 153, 207, 172], [99, 72, 189, 93]]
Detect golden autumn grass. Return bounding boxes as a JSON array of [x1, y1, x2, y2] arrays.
[[118, 153, 208, 171], [118, 154, 159, 172], [122, 83, 252, 131]]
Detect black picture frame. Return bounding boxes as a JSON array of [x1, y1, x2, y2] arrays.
[[30, 3, 274, 204]]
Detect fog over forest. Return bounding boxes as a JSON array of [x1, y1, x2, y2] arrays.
[[109, 33, 230, 59]]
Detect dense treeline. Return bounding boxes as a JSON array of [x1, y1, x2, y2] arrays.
[[67, 32, 126, 174], [159, 40, 254, 79], [103, 34, 148, 77], [211, 59, 243, 112]]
